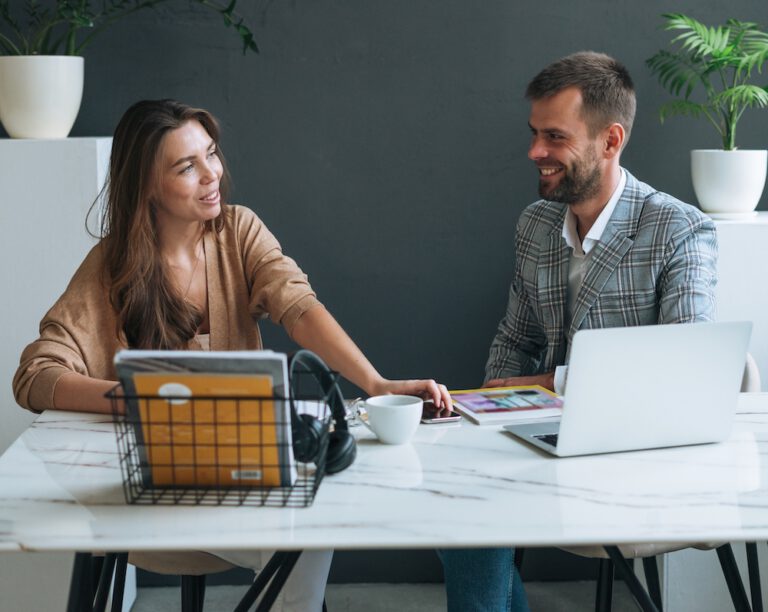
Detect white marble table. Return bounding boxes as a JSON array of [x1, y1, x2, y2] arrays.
[[2, 394, 768, 556]]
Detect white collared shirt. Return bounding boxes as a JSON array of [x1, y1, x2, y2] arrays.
[[554, 169, 626, 395], [561, 169, 626, 323], [561, 168, 627, 256]]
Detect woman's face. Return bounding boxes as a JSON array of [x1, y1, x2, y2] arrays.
[[153, 119, 223, 228]]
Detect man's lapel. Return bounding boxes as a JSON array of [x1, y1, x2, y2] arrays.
[[536, 213, 569, 364], [567, 172, 645, 340]]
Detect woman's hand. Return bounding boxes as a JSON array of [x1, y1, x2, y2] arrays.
[[369, 378, 453, 414]]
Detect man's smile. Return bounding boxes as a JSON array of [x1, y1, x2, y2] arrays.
[[538, 167, 563, 177]]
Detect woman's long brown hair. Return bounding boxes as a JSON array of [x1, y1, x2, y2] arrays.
[[96, 99, 230, 349]]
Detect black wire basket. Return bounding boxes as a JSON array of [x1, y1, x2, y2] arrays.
[[110, 372, 334, 507]]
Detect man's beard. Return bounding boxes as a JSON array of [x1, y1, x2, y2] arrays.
[[539, 148, 602, 204]]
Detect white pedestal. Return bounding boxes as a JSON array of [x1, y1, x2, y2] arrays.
[[714, 213, 768, 390], [660, 213, 768, 611], [0, 137, 138, 612], [0, 137, 111, 451]]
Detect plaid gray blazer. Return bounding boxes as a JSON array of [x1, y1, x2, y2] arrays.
[[485, 170, 718, 380]]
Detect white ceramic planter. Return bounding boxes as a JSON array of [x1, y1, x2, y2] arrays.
[[691, 149, 767, 217], [0, 55, 84, 139]]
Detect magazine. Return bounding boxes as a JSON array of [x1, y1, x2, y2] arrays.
[[114, 350, 296, 487], [450, 385, 563, 425]]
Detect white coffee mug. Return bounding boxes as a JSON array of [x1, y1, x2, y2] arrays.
[[356, 395, 422, 444]]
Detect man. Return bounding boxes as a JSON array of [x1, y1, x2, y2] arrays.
[[487, 51, 717, 392], [438, 51, 717, 611]]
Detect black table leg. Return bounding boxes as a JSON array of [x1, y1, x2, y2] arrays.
[[67, 553, 94, 612], [642, 556, 663, 610], [595, 558, 614, 612], [255, 552, 301, 612], [111, 554, 129, 612], [67, 551, 130, 612], [181, 575, 206, 612], [716, 544, 752, 612], [93, 554, 118, 612], [746, 542, 763, 612], [604, 546, 659, 612], [234, 551, 303, 612], [514, 547, 526, 571]]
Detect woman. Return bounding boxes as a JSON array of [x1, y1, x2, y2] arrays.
[[13, 99, 452, 611]]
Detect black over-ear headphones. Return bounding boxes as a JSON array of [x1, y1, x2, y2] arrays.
[[288, 349, 357, 475]]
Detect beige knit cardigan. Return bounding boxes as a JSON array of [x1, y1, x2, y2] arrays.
[[14, 204, 321, 413]]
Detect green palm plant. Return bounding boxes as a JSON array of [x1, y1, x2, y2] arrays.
[[0, 0, 258, 57], [646, 13, 768, 150]]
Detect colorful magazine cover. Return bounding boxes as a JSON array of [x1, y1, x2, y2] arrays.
[[450, 385, 563, 424]]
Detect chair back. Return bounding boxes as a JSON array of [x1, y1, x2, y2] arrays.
[[741, 353, 761, 392]]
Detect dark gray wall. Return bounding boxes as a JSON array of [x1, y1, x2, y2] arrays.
[[64, 0, 768, 394], [68, 0, 768, 395], [49, 0, 768, 585]]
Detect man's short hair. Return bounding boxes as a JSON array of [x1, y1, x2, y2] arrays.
[[526, 51, 636, 145]]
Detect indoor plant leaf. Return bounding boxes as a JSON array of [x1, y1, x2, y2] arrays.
[[647, 13, 768, 150], [0, 0, 260, 56]]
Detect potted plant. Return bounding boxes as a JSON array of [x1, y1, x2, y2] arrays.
[[647, 13, 768, 217], [0, 0, 257, 139]]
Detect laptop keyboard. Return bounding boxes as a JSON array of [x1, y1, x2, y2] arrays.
[[534, 433, 559, 447]]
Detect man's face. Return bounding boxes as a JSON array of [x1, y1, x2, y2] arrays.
[[527, 87, 604, 205]]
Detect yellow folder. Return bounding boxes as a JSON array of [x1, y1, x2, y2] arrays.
[[132, 372, 281, 487]]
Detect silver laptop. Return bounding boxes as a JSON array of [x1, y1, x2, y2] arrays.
[[503, 321, 752, 457]]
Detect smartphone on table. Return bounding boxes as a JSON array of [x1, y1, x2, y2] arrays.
[[421, 400, 462, 424]]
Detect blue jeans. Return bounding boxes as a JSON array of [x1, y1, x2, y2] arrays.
[[437, 547, 530, 612]]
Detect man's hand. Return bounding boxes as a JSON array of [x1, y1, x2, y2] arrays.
[[483, 372, 556, 392]]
